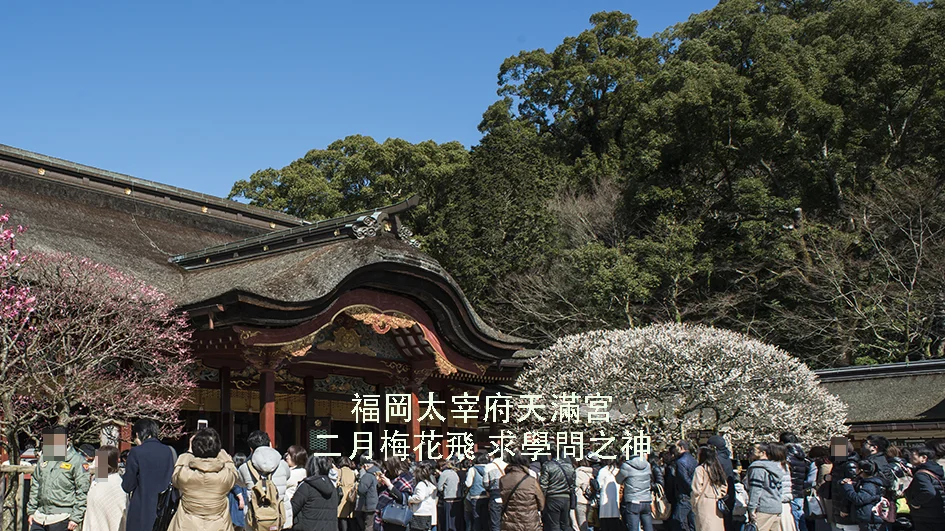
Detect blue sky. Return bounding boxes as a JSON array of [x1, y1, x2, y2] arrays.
[[2, 1, 717, 198]]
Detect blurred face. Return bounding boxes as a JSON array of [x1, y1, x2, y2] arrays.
[[94, 449, 110, 479], [910, 453, 928, 467], [831, 437, 849, 462], [43, 433, 67, 460]]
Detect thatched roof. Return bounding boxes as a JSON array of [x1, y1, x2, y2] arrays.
[[0, 144, 528, 359], [817, 360, 945, 424]]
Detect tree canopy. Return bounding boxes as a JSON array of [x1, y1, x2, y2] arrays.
[[230, 0, 945, 368], [515, 323, 847, 444]]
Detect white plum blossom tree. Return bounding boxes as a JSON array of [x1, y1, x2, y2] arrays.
[[515, 323, 848, 445]]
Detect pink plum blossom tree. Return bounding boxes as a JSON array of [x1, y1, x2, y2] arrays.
[[0, 207, 196, 462]]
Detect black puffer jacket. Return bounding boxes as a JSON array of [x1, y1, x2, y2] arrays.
[[291, 475, 338, 531], [787, 445, 812, 499], [905, 461, 945, 524], [831, 457, 858, 525], [841, 476, 883, 525]]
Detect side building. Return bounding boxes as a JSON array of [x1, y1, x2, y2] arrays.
[[816, 359, 945, 447], [0, 144, 535, 456]]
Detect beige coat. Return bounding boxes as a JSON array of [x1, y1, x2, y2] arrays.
[[691, 465, 727, 531], [169, 450, 238, 531], [337, 466, 357, 518]]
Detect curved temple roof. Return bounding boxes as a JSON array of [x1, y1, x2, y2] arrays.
[[0, 144, 530, 364]]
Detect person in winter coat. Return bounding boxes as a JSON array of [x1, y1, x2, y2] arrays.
[[671, 440, 698, 531], [780, 433, 815, 531], [336, 456, 358, 530], [808, 446, 834, 531], [408, 462, 439, 531], [466, 453, 491, 531], [862, 436, 892, 477], [840, 460, 884, 531], [375, 457, 414, 531], [538, 449, 576, 531], [905, 445, 945, 531], [289, 456, 338, 531], [122, 419, 175, 531], [356, 455, 382, 531], [85, 446, 128, 531], [616, 455, 653, 531], [283, 445, 309, 530], [746, 444, 785, 531], [706, 436, 738, 531], [437, 459, 462, 531], [596, 459, 621, 531], [692, 446, 728, 531], [498, 452, 544, 531], [575, 458, 596, 531], [830, 440, 860, 530], [169, 428, 238, 531], [238, 431, 292, 500], [765, 444, 796, 531]]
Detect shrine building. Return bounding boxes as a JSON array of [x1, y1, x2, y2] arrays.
[[0, 144, 536, 456]]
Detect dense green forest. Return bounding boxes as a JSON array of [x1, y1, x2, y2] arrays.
[[230, 0, 945, 368]]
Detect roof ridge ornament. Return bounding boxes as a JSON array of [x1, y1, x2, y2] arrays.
[[397, 225, 421, 248], [348, 211, 385, 239]]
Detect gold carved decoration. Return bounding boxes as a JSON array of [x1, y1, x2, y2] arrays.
[[380, 360, 410, 375], [435, 354, 458, 376], [243, 348, 288, 372], [239, 329, 261, 342], [316, 327, 375, 356], [349, 311, 418, 334]]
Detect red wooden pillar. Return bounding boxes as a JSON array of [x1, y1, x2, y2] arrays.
[[408, 386, 420, 460], [259, 369, 276, 446]]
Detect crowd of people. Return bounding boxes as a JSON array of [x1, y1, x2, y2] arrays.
[[22, 422, 945, 531]]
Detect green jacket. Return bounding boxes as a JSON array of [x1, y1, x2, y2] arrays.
[[27, 445, 91, 524]]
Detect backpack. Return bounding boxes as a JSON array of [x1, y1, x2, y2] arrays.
[[246, 463, 285, 531], [585, 477, 601, 507], [877, 462, 907, 500]]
